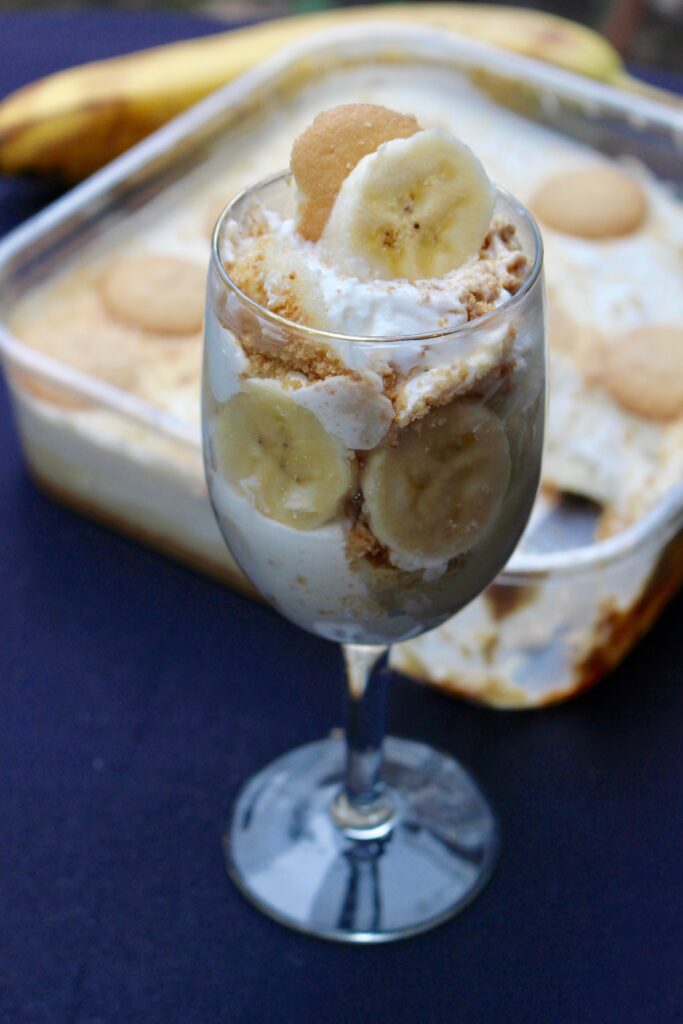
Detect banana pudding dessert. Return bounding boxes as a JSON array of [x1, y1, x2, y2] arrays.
[[203, 105, 545, 644]]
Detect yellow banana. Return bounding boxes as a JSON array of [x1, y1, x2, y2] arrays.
[[0, 4, 651, 181]]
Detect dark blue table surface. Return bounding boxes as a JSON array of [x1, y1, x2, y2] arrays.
[[1, 12, 682, 1024]]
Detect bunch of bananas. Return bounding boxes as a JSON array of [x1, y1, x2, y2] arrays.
[[0, 3, 663, 182]]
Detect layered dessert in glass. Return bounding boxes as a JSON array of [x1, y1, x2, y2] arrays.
[[204, 104, 545, 647], [200, 104, 545, 941]]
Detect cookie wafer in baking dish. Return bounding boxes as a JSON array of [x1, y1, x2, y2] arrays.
[[1, 27, 682, 706]]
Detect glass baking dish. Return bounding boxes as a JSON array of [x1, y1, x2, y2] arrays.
[[1, 24, 682, 707]]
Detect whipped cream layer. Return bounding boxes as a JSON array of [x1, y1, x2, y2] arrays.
[[222, 206, 527, 339], [216, 198, 531, 444]]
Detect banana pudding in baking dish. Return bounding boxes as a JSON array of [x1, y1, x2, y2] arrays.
[[3, 43, 683, 704]]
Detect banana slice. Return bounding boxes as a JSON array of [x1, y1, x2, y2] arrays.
[[362, 400, 511, 570], [322, 129, 494, 282], [214, 379, 354, 530]]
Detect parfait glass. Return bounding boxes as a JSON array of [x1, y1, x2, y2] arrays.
[[203, 172, 545, 942]]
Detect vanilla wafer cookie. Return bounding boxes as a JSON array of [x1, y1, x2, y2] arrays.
[[531, 165, 647, 240], [600, 325, 683, 421], [98, 255, 205, 335]]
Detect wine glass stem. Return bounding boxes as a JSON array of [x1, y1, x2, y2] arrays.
[[332, 644, 395, 836]]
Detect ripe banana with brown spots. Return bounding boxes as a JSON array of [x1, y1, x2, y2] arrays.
[[0, 4, 662, 182]]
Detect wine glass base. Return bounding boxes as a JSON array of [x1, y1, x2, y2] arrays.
[[225, 735, 499, 943]]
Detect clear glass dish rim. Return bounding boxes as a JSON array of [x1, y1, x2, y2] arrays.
[[210, 171, 544, 346]]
